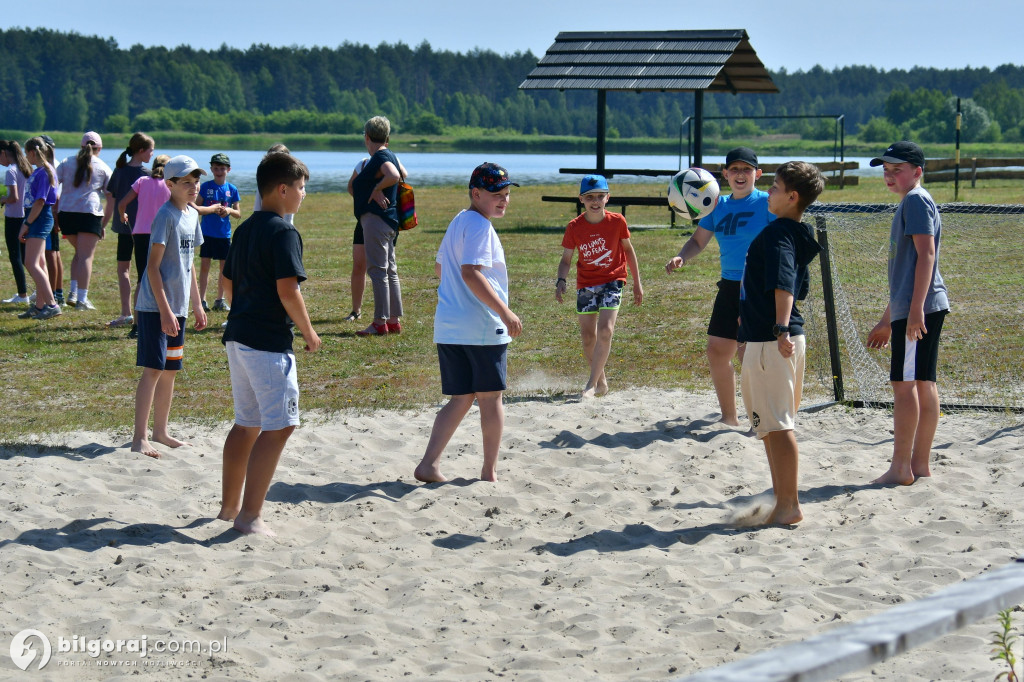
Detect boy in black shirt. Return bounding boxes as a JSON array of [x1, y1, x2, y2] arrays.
[[218, 152, 320, 536], [737, 161, 825, 525]]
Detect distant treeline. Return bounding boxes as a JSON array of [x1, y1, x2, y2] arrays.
[[3, 28, 1024, 143]]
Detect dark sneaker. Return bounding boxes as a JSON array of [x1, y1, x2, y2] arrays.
[[54, 291, 64, 306], [212, 298, 230, 312], [127, 323, 138, 339], [201, 300, 210, 312], [35, 304, 62, 320]]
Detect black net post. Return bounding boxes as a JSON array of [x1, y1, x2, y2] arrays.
[[814, 215, 845, 404]]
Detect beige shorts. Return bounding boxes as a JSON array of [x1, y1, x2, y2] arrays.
[[741, 336, 806, 439]]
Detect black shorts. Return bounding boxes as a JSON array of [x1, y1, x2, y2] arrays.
[[47, 226, 60, 252], [707, 279, 742, 339], [58, 211, 103, 237], [199, 236, 230, 260], [890, 310, 947, 382], [116, 232, 134, 262], [136, 311, 186, 371], [133, 234, 151, 279], [437, 343, 508, 395]]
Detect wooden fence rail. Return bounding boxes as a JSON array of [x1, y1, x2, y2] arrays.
[[679, 555, 1024, 682]]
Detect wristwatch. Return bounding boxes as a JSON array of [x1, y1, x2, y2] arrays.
[[556, 277, 566, 287], [772, 323, 791, 338]]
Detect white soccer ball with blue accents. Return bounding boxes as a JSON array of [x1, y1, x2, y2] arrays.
[[667, 167, 720, 220]]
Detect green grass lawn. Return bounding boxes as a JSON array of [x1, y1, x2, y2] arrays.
[[1, 176, 1021, 440]]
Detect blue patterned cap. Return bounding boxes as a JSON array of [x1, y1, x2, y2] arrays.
[[469, 162, 519, 192]]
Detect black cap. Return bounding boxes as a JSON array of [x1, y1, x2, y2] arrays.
[[869, 141, 925, 168], [725, 147, 758, 169]]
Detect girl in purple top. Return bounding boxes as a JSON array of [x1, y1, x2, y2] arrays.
[[16, 137, 60, 319], [1, 140, 32, 303]]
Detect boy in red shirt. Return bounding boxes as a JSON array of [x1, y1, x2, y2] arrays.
[[555, 175, 643, 399]]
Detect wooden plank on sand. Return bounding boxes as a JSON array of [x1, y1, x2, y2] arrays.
[[679, 556, 1024, 682]]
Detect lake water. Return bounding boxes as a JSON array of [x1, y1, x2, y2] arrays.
[[58, 147, 881, 195]]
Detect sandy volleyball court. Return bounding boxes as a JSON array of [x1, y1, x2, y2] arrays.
[[2, 388, 1022, 680]]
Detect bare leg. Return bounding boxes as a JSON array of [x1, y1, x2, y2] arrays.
[[199, 257, 212, 304], [475, 390, 505, 481], [577, 313, 599, 397], [763, 432, 779, 495], [219, 424, 261, 520], [912, 380, 939, 478], [132, 367, 164, 458], [24, 239, 55, 306], [45, 250, 62, 297], [151, 370, 190, 448], [350, 243, 366, 316], [583, 309, 617, 398], [233, 426, 296, 536], [873, 381, 918, 485], [216, 260, 226, 302], [116, 260, 132, 317], [762, 430, 802, 525], [415, 394, 475, 482], [708, 335, 741, 425], [74, 231, 100, 292]]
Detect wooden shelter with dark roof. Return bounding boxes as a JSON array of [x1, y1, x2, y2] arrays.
[[519, 29, 778, 170]]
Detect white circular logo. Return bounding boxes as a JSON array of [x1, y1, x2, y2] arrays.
[[10, 629, 52, 670]]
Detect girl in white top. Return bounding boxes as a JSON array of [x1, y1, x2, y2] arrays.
[[1, 140, 32, 303], [55, 131, 113, 310]]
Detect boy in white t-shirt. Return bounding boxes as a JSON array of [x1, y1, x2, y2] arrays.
[[414, 163, 523, 484]]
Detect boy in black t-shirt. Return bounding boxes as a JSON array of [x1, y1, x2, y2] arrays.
[[218, 152, 320, 537], [737, 161, 824, 526]]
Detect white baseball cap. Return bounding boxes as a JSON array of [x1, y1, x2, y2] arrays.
[[164, 155, 207, 180]]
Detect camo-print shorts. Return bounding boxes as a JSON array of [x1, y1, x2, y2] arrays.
[[576, 280, 624, 314]]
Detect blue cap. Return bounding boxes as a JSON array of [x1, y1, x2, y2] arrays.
[[579, 174, 609, 195]]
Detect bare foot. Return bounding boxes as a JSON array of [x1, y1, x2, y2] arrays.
[[912, 468, 932, 479], [480, 466, 498, 482], [153, 433, 190, 448], [233, 513, 275, 536], [767, 503, 803, 525], [718, 415, 742, 427], [131, 439, 162, 459], [871, 468, 915, 486], [414, 461, 448, 483], [581, 386, 597, 400], [217, 505, 240, 522], [595, 378, 609, 396]]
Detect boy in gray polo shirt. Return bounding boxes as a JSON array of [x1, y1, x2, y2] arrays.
[[866, 141, 950, 486], [132, 156, 208, 458]]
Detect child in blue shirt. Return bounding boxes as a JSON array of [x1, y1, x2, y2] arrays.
[[195, 152, 240, 313], [665, 147, 773, 426]]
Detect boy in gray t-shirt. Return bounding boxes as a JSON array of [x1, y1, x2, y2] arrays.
[[131, 156, 208, 458], [866, 141, 950, 486]]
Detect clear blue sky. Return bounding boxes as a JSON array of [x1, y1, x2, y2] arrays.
[[8, 0, 1022, 72]]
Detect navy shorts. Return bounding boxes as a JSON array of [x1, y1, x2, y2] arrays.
[[890, 310, 947, 382], [707, 278, 741, 339], [136, 311, 186, 371], [437, 343, 508, 395], [116, 232, 134, 262], [200, 236, 230, 260], [58, 211, 102, 237]]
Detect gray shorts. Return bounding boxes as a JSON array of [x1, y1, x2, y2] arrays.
[[225, 341, 300, 431]]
